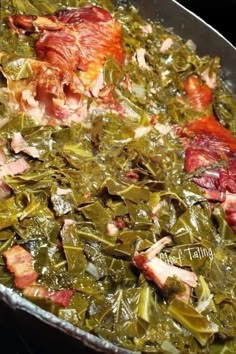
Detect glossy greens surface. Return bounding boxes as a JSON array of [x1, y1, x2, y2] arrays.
[[1, 1, 236, 353]]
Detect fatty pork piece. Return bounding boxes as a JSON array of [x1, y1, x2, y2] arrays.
[[4, 6, 125, 123], [133, 237, 197, 302], [3, 245, 38, 289], [23, 285, 75, 308], [178, 115, 236, 231], [3, 245, 74, 307]]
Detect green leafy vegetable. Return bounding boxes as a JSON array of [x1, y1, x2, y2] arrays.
[[0, 0, 236, 352], [168, 298, 218, 346]]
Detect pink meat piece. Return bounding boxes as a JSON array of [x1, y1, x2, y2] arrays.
[[160, 38, 174, 53], [135, 48, 150, 70], [107, 222, 119, 236], [48, 289, 75, 307], [133, 255, 197, 289], [134, 255, 197, 287], [11, 132, 40, 158], [141, 24, 152, 34], [0, 158, 29, 178]]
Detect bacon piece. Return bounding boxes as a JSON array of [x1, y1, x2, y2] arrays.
[[23, 285, 74, 307], [3, 245, 38, 289], [133, 237, 197, 302], [184, 76, 213, 111], [23, 285, 49, 298], [48, 289, 75, 308], [11, 132, 40, 158], [2, 57, 86, 123]]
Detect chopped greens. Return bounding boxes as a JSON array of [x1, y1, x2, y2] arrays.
[[0, 0, 236, 353]]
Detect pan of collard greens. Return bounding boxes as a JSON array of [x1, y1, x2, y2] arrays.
[[0, 0, 236, 353]]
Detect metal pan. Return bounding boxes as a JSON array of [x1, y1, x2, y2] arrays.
[[0, 1, 236, 353], [131, 0, 236, 94]]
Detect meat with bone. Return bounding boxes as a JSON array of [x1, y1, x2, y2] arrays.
[[178, 115, 236, 231], [133, 237, 197, 302], [5, 6, 125, 123]]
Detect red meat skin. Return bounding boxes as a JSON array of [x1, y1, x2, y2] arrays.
[[178, 115, 236, 231], [7, 6, 125, 122]]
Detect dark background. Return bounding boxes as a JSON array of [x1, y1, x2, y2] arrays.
[[0, 1, 236, 353], [178, 0, 236, 46]]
